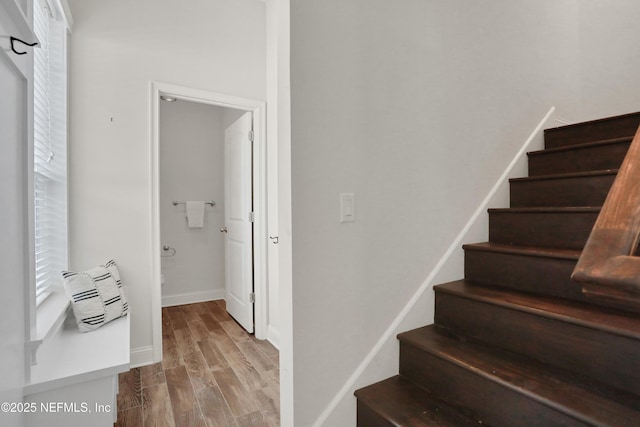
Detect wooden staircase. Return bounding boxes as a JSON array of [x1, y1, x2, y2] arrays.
[[355, 112, 640, 426]]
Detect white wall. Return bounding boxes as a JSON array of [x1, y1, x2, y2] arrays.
[[289, 1, 585, 425], [159, 101, 226, 306], [575, 1, 640, 121], [67, 0, 266, 363], [0, 12, 28, 425]]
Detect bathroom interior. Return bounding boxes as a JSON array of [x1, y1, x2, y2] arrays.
[[159, 96, 249, 315]]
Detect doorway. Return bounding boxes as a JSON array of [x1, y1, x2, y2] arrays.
[[150, 82, 268, 363], [158, 100, 230, 308], [158, 99, 255, 334]]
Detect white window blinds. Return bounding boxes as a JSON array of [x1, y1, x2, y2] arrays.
[[33, 0, 68, 301]]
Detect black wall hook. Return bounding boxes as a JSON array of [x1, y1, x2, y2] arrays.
[[10, 36, 38, 55]]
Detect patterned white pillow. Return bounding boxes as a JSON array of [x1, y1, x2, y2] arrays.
[[62, 260, 129, 332]]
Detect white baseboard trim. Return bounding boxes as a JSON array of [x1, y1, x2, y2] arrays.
[[130, 346, 154, 368], [311, 106, 557, 427], [267, 325, 280, 350], [161, 289, 226, 307]]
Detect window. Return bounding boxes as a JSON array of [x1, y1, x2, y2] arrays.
[[33, 0, 68, 303]]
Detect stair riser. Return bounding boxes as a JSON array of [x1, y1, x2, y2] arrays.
[[399, 343, 589, 427], [544, 113, 640, 149], [463, 250, 586, 302], [489, 211, 598, 250], [434, 292, 640, 396], [528, 141, 629, 177], [510, 174, 615, 208], [356, 403, 395, 427]]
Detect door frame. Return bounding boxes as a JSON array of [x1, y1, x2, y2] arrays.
[[149, 81, 268, 362]]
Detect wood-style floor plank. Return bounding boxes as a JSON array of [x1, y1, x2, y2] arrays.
[[173, 328, 215, 390], [142, 383, 174, 427], [167, 306, 189, 330], [254, 387, 280, 420], [251, 335, 279, 358], [213, 367, 259, 417], [117, 368, 142, 410], [236, 410, 267, 427], [210, 328, 242, 356], [198, 312, 223, 332], [165, 365, 199, 421], [237, 340, 277, 373], [264, 413, 280, 427], [115, 299, 279, 426], [207, 301, 233, 323], [184, 302, 209, 315], [174, 407, 206, 427], [260, 368, 280, 390], [197, 338, 230, 371], [162, 307, 173, 338], [186, 319, 210, 341], [162, 330, 182, 369], [268, 352, 279, 367], [224, 348, 267, 391], [221, 320, 252, 343], [114, 405, 143, 427], [140, 362, 165, 389], [196, 384, 236, 427]]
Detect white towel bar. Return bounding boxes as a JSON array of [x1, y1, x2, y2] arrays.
[[172, 200, 215, 207]]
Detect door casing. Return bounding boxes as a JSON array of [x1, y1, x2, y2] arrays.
[[150, 81, 268, 362]]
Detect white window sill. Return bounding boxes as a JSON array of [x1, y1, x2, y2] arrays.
[[24, 314, 130, 396]]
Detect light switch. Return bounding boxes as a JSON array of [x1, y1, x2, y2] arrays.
[[340, 193, 355, 223]]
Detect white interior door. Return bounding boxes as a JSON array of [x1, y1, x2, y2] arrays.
[[224, 111, 254, 333]]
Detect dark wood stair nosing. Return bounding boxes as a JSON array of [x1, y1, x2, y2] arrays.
[[529, 136, 632, 157], [462, 242, 581, 261], [488, 206, 601, 214], [509, 169, 618, 183]]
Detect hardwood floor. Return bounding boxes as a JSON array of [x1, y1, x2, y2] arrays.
[[115, 300, 279, 427]]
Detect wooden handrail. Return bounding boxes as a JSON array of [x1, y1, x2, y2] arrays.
[[572, 125, 640, 309]]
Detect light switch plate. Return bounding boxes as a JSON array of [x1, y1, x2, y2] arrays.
[[340, 193, 355, 223]]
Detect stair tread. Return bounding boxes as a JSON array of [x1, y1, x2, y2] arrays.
[[435, 280, 640, 340], [463, 242, 580, 260], [510, 168, 618, 183], [355, 376, 479, 426], [529, 136, 632, 156], [399, 325, 640, 425], [488, 206, 600, 214]]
